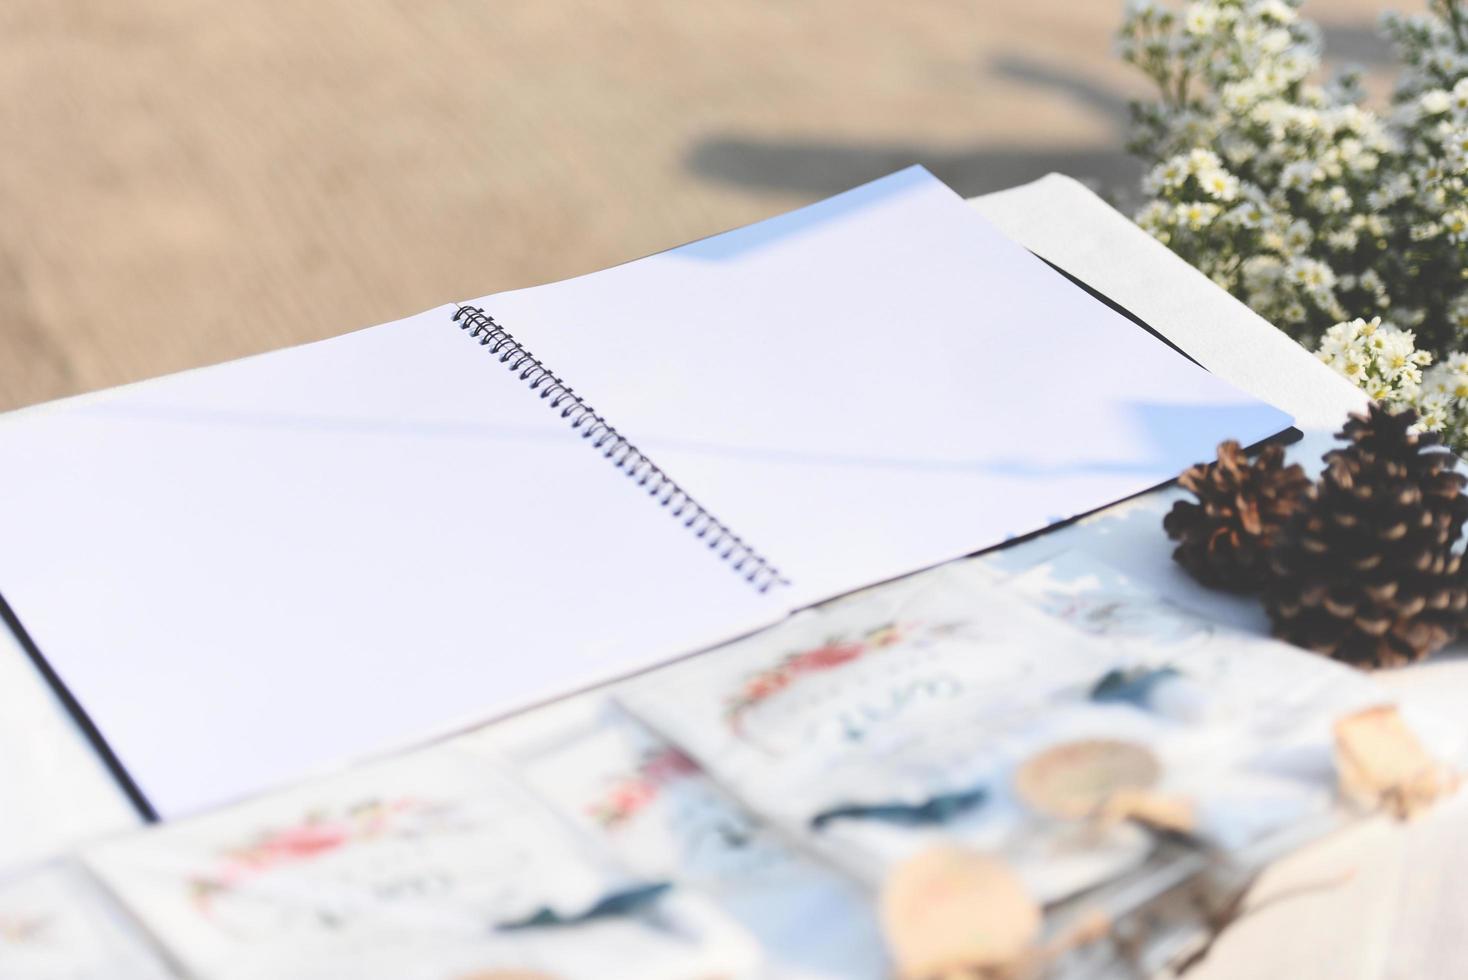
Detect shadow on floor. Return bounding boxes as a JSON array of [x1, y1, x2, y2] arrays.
[[1318, 22, 1395, 68], [686, 17, 1387, 204], [684, 47, 1143, 202], [685, 138, 1142, 202]]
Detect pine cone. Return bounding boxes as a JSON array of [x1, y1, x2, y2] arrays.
[[1266, 405, 1468, 668], [1163, 440, 1311, 593]]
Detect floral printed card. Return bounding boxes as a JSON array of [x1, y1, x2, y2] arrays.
[[1000, 549, 1443, 749], [615, 563, 1161, 898], [82, 747, 759, 980], [997, 550, 1468, 849], [0, 861, 174, 980], [464, 697, 888, 980]]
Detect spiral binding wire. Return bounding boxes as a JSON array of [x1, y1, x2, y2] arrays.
[[452, 305, 789, 592]]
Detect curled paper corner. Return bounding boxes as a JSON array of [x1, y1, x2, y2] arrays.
[[880, 846, 1042, 980], [1099, 788, 1198, 835], [1333, 704, 1461, 821]]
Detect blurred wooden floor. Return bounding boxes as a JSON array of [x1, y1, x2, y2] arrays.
[[0, 0, 1402, 410]]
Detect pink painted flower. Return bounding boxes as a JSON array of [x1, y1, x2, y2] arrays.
[[789, 640, 863, 671], [641, 748, 698, 782]]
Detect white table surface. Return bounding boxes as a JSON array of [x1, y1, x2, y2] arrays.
[[4, 174, 1465, 978]]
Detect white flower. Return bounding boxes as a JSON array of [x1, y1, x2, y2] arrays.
[[1283, 219, 1313, 251], [1290, 106, 1325, 135], [1228, 200, 1269, 228], [1367, 379, 1398, 401], [1381, 334, 1423, 384], [1199, 169, 1240, 200], [1222, 80, 1261, 113], [1315, 316, 1435, 407], [1413, 392, 1450, 433], [1120, 0, 1468, 445], [1420, 89, 1453, 116], [1445, 209, 1468, 244], [1399, 307, 1429, 328], [1176, 200, 1222, 230], [1250, 0, 1297, 25], [1186, 147, 1223, 174], [1135, 200, 1172, 232], [1450, 297, 1468, 332], [1149, 156, 1189, 191], [1452, 77, 1468, 113], [1277, 50, 1315, 82], [1242, 254, 1285, 289], [1287, 256, 1336, 292], [1184, 2, 1220, 35], [1337, 349, 1367, 382], [1322, 186, 1353, 213], [1260, 29, 1293, 55], [1444, 127, 1468, 171], [1280, 160, 1322, 190]]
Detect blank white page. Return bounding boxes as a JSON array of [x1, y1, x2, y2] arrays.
[[466, 168, 1292, 604], [0, 307, 781, 817]]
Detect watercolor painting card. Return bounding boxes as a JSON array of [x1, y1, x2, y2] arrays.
[[615, 563, 1164, 901], [1000, 548, 1465, 757], [998, 550, 1468, 849], [82, 747, 759, 980], [461, 695, 888, 980], [0, 860, 174, 980]]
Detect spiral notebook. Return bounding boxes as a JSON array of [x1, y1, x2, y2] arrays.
[[0, 167, 1291, 818]]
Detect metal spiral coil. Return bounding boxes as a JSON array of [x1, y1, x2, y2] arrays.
[[452, 305, 789, 593]]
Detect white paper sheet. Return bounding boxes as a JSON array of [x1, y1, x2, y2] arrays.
[[0, 308, 782, 817], [467, 167, 1292, 604]]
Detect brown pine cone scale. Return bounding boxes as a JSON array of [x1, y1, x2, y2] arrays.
[[1163, 440, 1311, 593], [1265, 405, 1468, 668]]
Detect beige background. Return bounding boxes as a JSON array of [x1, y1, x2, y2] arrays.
[[0, 0, 1415, 411]]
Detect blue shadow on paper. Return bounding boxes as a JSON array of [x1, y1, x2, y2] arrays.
[[632, 399, 1291, 479], [670, 165, 937, 262], [84, 402, 576, 447], [1128, 400, 1292, 467], [944, 401, 1291, 479], [93, 396, 1291, 485]]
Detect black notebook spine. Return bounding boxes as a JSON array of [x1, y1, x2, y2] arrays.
[[452, 306, 788, 592]]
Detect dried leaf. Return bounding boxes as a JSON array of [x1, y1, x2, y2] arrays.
[[1014, 739, 1160, 819], [1334, 704, 1459, 819], [1099, 788, 1197, 834], [880, 846, 1041, 980]]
